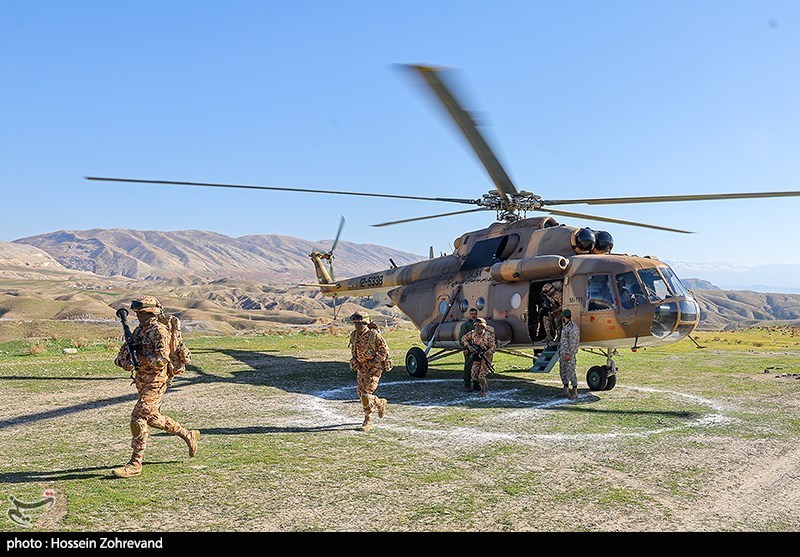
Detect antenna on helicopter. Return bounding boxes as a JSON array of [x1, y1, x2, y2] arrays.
[[389, 258, 398, 269], [429, 246, 434, 259]]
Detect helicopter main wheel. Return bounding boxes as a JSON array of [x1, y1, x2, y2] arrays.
[[586, 365, 609, 391], [603, 373, 617, 391], [405, 347, 428, 378]]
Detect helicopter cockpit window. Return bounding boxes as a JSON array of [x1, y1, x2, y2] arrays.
[[615, 271, 647, 310], [586, 274, 616, 312], [660, 266, 689, 297], [637, 268, 670, 302], [460, 236, 506, 271]]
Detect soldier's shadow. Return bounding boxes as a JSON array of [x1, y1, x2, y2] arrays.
[[180, 349, 600, 411], [1, 347, 677, 433]]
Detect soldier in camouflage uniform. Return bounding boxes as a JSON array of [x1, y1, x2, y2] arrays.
[[557, 308, 580, 400], [542, 282, 563, 345], [112, 296, 200, 478], [349, 312, 389, 432], [461, 318, 496, 397]]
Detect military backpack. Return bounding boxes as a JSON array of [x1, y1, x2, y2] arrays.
[[157, 313, 191, 379]]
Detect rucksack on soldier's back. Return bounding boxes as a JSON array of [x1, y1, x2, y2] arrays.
[[157, 313, 191, 378]]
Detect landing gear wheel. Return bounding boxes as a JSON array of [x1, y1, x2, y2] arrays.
[[603, 373, 617, 391], [586, 365, 609, 391], [405, 347, 428, 378]]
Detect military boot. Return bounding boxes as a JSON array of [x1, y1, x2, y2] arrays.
[[559, 386, 569, 398], [359, 416, 374, 432], [181, 429, 200, 457], [568, 387, 578, 400], [377, 398, 388, 419], [112, 450, 143, 478]]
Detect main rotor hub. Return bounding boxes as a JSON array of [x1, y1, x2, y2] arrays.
[[477, 190, 543, 221]]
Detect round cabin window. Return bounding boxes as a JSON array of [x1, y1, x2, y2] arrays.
[[476, 297, 486, 311], [510, 292, 522, 309], [459, 299, 469, 313], [439, 300, 449, 315]]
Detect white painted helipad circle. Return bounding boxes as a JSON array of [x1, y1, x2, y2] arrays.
[[310, 378, 732, 442]]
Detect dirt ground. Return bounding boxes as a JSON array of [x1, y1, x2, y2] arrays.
[[0, 332, 798, 532]]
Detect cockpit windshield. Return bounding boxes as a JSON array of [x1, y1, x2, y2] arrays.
[[660, 266, 689, 297], [637, 268, 670, 302], [615, 271, 647, 310]]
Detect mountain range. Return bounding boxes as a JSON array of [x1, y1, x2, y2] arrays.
[[13, 229, 424, 282], [667, 260, 800, 294], [3, 229, 800, 332]]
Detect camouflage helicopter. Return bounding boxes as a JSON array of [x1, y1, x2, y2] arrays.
[[86, 65, 800, 392]]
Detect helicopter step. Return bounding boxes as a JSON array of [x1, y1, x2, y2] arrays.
[[530, 344, 559, 373]]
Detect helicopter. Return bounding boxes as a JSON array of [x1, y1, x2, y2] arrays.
[[86, 64, 800, 392]]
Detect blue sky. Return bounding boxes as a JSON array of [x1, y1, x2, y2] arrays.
[[2, 1, 799, 265]]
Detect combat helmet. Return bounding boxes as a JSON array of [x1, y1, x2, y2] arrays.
[[131, 295, 163, 314], [350, 311, 370, 323]]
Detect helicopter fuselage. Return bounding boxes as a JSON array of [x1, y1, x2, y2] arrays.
[[311, 216, 700, 352]]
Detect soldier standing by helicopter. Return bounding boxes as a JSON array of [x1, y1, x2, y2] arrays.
[[558, 309, 580, 400], [348, 312, 390, 432], [112, 296, 199, 478]]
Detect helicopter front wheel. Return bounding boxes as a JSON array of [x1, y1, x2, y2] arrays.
[[586, 365, 609, 391], [405, 347, 428, 378]]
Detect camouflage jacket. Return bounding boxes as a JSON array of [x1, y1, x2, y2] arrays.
[[558, 320, 580, 357], [349, 328, 389, 365], [114, 321, 171, 379], [461, 329, 496, 358]]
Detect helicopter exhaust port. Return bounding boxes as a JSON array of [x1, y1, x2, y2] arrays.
[[490, 255, 568, 283]]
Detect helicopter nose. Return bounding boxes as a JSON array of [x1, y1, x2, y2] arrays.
[[651, 297, 700, 340]]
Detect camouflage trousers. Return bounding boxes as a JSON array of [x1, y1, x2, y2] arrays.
[[544, 315, 562, 342], [355, 363, 384, 417], [130, 378, 186, 453], [470, 360, 492, 381], [558, 357, 578, 388]]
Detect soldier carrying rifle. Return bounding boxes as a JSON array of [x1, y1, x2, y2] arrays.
[[460, 318, 496, 397]]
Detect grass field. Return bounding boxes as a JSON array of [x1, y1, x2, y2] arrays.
[[0, 327, 798, 532]]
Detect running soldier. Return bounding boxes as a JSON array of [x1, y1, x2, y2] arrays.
[[112, 296, 199, 478], [348, 312, 390, 432]]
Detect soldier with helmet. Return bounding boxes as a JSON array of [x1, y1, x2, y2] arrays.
[[112, 295, 199, 478], [348, 311, 391, 432], [542, 281, 563, 345], [461, 317, 496, 397]]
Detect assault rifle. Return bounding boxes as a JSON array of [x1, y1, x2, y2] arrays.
[[467, 341, 495, 374], [116, 308, 140, 383]]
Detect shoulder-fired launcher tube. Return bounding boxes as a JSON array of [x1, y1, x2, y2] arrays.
[[490, 255, 569, 283], [325, 254, 462, 294]]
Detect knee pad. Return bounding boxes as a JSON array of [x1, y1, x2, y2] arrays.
[[360, 394, 371, 408], [130, 418, 148, 440]]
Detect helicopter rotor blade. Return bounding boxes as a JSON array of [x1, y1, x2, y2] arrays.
[[542, 190, 800, 206], [405, 65, 519, 201], [331, 215, 346, 253], [85, 176, 478, 205], [540, 208, 694, 234], [371, 207, 490, 228]]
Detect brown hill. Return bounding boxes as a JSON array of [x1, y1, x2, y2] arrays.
[[694, 289, 800, 330], [14, 229, 424, 282], [0, 241, 88, 280]]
